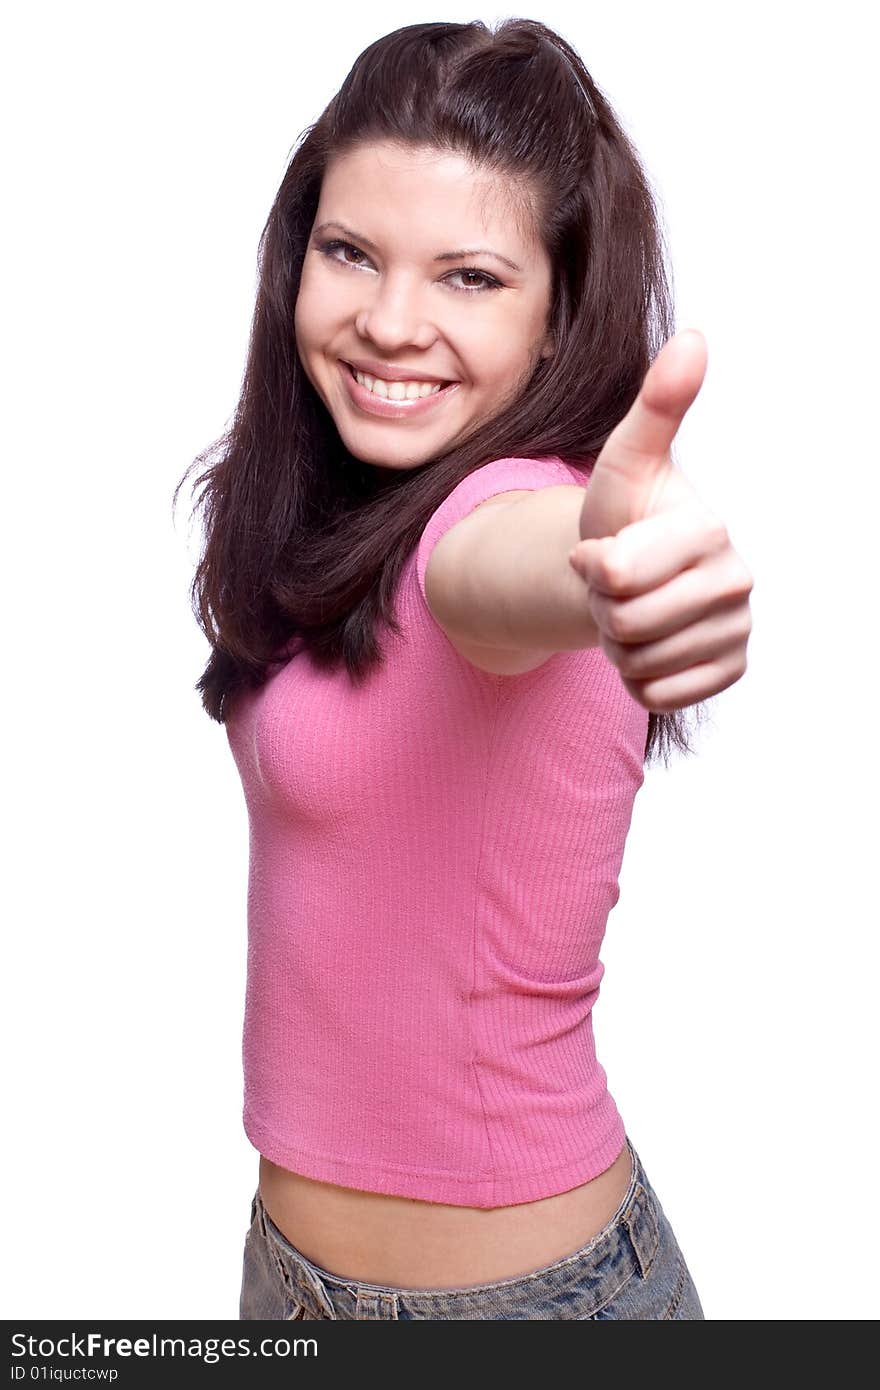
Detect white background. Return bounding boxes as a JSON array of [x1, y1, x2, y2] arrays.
[[3, 0, 877, 1321]]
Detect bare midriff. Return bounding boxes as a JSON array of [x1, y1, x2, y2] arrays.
[[257, 1140, 634, 1290]]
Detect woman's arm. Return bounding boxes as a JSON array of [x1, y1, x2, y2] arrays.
[[423, 484, 601, 673], [426, 330, 754, 709]]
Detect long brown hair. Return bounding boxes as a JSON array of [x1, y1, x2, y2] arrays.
[[173, 17, 709, 766]]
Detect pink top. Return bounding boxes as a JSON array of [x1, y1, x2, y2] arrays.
[[225, 454, 649, 1207]]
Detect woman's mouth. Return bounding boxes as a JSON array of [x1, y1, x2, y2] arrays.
[[339, 360, 460, 419]]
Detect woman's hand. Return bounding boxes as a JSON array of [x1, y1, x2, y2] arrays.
[[569, 330, 754, 714]]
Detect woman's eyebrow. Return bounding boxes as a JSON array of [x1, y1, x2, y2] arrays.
[[312, 220, 523, 273]]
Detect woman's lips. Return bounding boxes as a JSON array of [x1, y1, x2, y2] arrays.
[[339, 360, 460, 419]]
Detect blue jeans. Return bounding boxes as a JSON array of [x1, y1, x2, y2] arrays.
[[239, 1135, 705, 1319]]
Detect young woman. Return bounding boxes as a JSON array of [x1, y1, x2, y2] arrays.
[[178, 19, 752, 1320]]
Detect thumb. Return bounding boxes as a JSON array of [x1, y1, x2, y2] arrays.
[[577, 328, 708, 545], [599, 328, 708, 471]]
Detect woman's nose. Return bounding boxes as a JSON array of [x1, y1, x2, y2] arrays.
[[355, 277, 437, 353]]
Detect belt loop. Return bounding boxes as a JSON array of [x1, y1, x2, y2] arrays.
[[355, 1288, 400, 1320], [621, 1181, 661, 1280]]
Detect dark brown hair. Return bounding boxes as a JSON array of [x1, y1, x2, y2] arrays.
[[173, 17, 709, 766]]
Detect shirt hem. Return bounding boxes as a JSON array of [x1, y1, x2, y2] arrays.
[[244, 1106, 628, 1209]]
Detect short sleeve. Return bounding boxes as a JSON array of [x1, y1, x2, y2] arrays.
[[415, 454, 589, 606]]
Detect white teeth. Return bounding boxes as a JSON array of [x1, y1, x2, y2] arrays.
[[353, 368, 445, 400]]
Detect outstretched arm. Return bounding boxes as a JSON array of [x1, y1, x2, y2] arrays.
[[425, 330, 754, 709]]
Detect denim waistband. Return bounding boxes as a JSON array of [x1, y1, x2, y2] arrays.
[[252, 1135, 662, 1320]]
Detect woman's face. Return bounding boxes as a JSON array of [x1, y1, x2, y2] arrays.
[[294, 141, 554, 475]]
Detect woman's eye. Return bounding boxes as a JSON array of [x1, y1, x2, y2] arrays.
[[337, 243, 369, 268], [316, 239, 370, 269], [316, 239, 501, 293], [314, 240, 369, 269], [445, 269, 501, 294]]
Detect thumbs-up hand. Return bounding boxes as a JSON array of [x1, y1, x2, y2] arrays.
[[569, 330, 753, 713]]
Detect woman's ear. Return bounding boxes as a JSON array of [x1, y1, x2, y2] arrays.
[[540, 333, 555, 361]]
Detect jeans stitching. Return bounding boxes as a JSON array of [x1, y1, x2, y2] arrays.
[[662, 1252, 689, 1321], [587, 1265, 639, 1318]]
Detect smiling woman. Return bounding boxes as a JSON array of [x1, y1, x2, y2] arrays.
[[292, 141, 555, 467], [174, 15, 709, 1321]]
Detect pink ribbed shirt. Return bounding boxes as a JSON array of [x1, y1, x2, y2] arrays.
[[225, 454, 649, 1207]]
